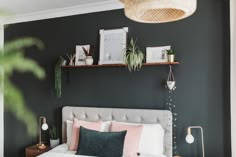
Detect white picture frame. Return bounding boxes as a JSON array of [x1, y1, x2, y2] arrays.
[[75, 45, 90, 66], [99, 27, 128, 65], [146, 46, 171, 63]]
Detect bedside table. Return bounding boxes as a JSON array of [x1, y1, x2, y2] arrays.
[[25, 145, 51, 157]]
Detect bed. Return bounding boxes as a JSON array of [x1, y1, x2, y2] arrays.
[[39, 106, 173, 157]]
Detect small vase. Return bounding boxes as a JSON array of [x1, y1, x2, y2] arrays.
[[62, 60, 67, 66], [85, 56, 94, 65], [168, 54, 175, 62], [69, 60, 74, 66], [50, 138, 60, 148]]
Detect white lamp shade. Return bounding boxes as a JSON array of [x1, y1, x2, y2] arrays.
[[186, 134, 194, 144], [41, 123, 48, 130], [121, 0, 197, 23]]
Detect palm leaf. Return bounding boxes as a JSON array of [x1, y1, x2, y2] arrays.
[[0, 37, 45, 137]]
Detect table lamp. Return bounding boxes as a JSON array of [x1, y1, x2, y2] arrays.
[[185, 126, 205, 157], [38, 116, 48, 149]]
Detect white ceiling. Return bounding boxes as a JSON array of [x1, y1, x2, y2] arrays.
[[0, 0, 118, 14]]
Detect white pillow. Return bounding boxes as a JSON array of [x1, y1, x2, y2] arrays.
[[100, 121, 111, 132], [138, 123, 165, 156], [113, 121, 165, 156], [66, 120, 73, 146], [66, 120, 111, 146]]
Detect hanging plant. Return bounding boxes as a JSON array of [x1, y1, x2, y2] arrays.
[[166, 66, 179, 156], [55, 56, 64, 98], [124, 38, 144, 72]]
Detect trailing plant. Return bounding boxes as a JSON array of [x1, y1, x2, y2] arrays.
[[49, 125, 58, 140], [55, 56, 64, 98], [0, 37, 46, 136], [166, 88, 179, 156], [166, 49, 176, 55], [124, 38, 144, 72]]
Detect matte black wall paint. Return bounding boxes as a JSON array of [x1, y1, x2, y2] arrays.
[[4, 0, 231, 157]]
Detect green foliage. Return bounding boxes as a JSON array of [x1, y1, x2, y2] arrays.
[[49, 125, 58, 140], [55, 57, 63, 98], [0, 37, 45, 137], [166, 49, 175, 55], [124, 38, 144, 72]]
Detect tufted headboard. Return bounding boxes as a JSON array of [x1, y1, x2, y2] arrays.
[[62, 106, 172, 157]]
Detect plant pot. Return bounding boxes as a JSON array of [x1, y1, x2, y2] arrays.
[[167, 81, 176, 90], [173, 156, 181, 157], [50, 138, 59, 148], [85, 56, 94, 65], [62, 60, 67, 66], [168, 54, 175, 62]]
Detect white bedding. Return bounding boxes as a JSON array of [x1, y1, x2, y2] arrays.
[[37, 144, 167, 157]]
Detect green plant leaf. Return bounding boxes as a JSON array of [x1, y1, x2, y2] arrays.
[[0, 37, 45, 137]]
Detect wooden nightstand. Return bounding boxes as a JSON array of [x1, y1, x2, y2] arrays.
[[25, 145, 51, 157]]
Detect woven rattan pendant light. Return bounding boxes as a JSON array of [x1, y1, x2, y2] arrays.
[[120, 0, 197, 23]]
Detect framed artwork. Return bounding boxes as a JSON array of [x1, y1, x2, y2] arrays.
[[75, 45, 90, 65], [99, 27, 128, 65], [146, 46, 171, 63]]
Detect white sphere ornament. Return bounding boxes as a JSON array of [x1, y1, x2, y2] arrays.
[[120, 0, 197, 23], [41, 123, 48, 130], [186, 134, 194, 144]]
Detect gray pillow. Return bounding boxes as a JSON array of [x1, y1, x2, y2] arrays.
[[76, 126, 127, 157]]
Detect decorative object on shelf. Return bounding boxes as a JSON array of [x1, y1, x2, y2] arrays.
[[99, 27, 128, 65], [166, 49, 176, 63], [38, 116, 48, 150], [146, 46, 171, 63], [67, 53, 76, 66], [124, 38, 144, 72], [55, 57, 64, 98], [167, 65, 176, 91], [186, 126, 205, 157], [82, 46, 94, 65], [49, 125, 60, 148], [75, 45, 90, 65], [119, 0, 197, 23]]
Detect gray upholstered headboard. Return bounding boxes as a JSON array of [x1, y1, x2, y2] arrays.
[[62, 106, 172, 157]]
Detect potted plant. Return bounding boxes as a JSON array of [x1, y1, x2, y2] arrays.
[[82, 46, 94, 65], [124, 38, 144, 72], [166, 49, 175, 62], [67, 53, 75, 66], [49, 126, 59, 148]]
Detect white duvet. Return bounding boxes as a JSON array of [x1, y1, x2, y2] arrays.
[[37, 144, 167, 157]]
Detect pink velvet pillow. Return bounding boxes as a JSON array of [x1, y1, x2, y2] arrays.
[[69, 118, 101, 151], [111, 122, 143, 157]]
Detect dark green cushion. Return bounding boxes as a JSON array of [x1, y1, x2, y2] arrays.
[[76, 126, 127, 157]]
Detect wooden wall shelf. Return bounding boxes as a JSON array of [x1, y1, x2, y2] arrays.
[[62, 62, 180, 68]]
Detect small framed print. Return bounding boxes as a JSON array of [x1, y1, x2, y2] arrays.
[[75, 45, 90, 65], [99, 27, 128, 65], [146, 46, 171, 63]]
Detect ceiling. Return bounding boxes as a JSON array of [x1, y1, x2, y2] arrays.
[[0, 0, 118, 14]]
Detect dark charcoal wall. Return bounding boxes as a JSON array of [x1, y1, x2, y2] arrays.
[[4, 0, 231, 156]]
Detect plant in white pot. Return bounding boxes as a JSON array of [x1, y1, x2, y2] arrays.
[[166, 48, 176, 62], [124, 38, 144, 72], [82, 46, 94, 65], [49, 126, 59, 148]]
